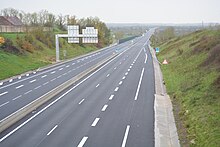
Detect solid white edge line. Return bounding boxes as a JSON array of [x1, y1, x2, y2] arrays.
[[0, 45, 129, 143], [109, 95, 114, 100], [15, 85, 24, 89], [101, 105, 108, 112], [91, 118, 100, 127], [77, 136, 88, 147], [47, 125, 58, 136], [134, 68, 145, 101], [78, 99, 85, 105], [121, 125, 130, 147]]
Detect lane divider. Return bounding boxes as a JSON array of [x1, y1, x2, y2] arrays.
[[0, 53, 118, 135]]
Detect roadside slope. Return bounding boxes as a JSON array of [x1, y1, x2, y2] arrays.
[[157, 29, 220, 146], [0, 32, 97, 80]]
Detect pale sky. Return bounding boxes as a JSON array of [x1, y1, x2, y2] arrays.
[[1, 0, 219, 23]]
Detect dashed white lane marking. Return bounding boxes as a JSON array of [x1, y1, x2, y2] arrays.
[[62, 73, 67, 76], [119, 81, 123, 85], [134, 68, 145, 101], [15, 85, 24, 89], [145, 54, 148, 63], [114, 67, 117, 70], [96, 84, 100, 88], [13, 95, 22, 101], [0, 101, 9, 108], [59, 68, 63, 71], [101, 105, 108, 112], [122, 76, 126, 80], [57, 75, 62, 79], [72, 63, 75, 65], [120, 62, 122, 64], [130, 66, 132, 68], [0, 82, 3, 86], [47, 125, 58, 136], [18, 76, 21, 79], [9, 79, 13, 82], [125, 72, 128, 75], [114, 87, 119, 92], [43, 82, 49, 85], [0, 91, 8, 97], [79, 99, 85, 105], [24, 90, 32, 95], [41, 75, 47, 78], [131, 64, 133, 66], [50, 71, 56, 74], [34, 85, 41, 90], [0, 50, 121, 143], [29, 79, 36, 83], [106, 74, 110, 77], [50, 78, 56, 82], [109, 95, 114, 100], [77, 137, 88, 147], [91, 118, 100, 127], [26, 74, 29, 77], [121, 125, 130, 147], [66, 65, 70, 68], [128, 69, 130, 72]]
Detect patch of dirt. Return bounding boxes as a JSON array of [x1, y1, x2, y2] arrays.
[[192, 36, 220, 54], [202, 44, 220, 70], [171, 95, 190, 147]]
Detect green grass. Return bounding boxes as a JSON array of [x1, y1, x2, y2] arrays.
[[156, 29, 220, 146], [0, 32, 98, 80]]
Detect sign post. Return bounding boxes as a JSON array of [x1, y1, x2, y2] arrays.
[[55, 25, 98, 62]]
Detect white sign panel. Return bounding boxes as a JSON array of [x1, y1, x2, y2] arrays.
[[82, 27, 98, 43], [68, 25, 79, 43]]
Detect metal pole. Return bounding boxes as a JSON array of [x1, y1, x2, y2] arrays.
[[55, 35, 60, 62]]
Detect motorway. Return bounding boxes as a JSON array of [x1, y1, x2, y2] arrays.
[[0, 29, 155, 147], [0, 40, 131, 121]]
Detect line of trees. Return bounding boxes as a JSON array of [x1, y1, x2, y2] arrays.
[[1, 8, 112, 46]]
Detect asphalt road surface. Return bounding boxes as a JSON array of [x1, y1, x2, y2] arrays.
[[0, 29, 155, 147]]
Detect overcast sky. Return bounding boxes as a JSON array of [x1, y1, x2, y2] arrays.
[[1, 0, 219, 23]]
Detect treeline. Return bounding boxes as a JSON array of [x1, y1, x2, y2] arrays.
[[150, 27, 175, 46], [0, 8, 112, 47]]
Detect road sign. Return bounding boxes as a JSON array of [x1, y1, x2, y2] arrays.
[[156, 47, 160, 53], [55, 25, 98, 62], [82, 27, 98, 43], [68, 25, 79, 43]]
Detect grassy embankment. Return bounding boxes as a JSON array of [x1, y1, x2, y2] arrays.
[[156, 29, 220, 146], [0, 31, 97, 80]]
